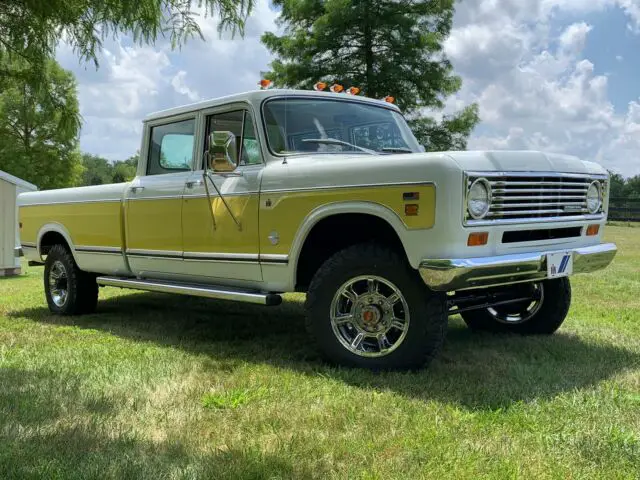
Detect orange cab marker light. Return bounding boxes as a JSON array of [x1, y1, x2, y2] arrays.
[[346, 87, 361, 95], [330, 84, 344, 93], [314, 82, 328, 91], [586, 224, 600, 236], [405, 204, 419, 216], [258, 79, 273, 89], [468, 232, 489, 247], [383, 96, 395, 103]]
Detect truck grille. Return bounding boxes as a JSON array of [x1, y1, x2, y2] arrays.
[[465, 173, 607, 224]]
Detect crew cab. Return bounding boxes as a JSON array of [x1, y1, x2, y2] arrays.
[[18, 89, 617, 370]]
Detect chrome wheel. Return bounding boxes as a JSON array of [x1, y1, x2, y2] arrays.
[[330, 275, 410, 357], [48, 260, 68, 307], [488, 282, 544, 324]]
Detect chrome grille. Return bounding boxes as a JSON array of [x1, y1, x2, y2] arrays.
[[465, 173, 607, 224]]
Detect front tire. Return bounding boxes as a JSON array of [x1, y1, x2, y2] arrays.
[[305, 244, 448, 370], [461, 278, 571, 334], [44, 244, 98, 315]]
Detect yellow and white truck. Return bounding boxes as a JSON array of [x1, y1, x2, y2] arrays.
[[18, 88, 617, 369]]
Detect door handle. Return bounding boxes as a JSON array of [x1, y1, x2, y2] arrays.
[[185, 180, 203, 189], [130, 186, 145, 193]]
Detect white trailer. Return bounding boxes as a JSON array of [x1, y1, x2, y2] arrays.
[[0, 170, 37, 276]]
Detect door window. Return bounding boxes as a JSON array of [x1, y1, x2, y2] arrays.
[[205, 110, 262, 168], [147, 118, 195, 175]]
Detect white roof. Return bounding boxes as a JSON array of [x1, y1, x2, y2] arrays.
[[145, 88, 401, 122], [0, 170, 37, 191]]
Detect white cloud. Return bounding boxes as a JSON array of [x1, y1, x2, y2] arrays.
[[171, 71, 200, 101], [445, 0, 640, 176], [616, 55, 624, 61], [56, 0, 640, 176]]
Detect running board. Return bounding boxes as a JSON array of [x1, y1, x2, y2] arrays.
[[96, 276, 282, 306]]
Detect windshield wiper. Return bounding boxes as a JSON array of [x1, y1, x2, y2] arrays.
[[381, 147, 413, 154], [301, 138, 379, 155]]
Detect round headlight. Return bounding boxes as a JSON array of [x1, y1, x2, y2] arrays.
[[586, 181, 602, 214], [468, 178, 492, 219]]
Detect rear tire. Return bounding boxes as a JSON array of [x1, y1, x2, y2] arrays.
[[44, 244, 98, 315], [461, 278, 571, 334], [305, 244, 448, 370]]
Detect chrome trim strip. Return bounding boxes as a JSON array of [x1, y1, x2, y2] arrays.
[[259, 254, 289, 264], [183, 191, 258, 200], [96, 276, 282, 306], [21, 242, 37, 248], [20, 198, 122, 207], [183, 252, 260, 262], [465, 171, 608, 180], [419, 243, 617, 291], [466, 214, 605, 227], [127, 195, 184, 201], [261, 181, 435, 194], [126, 249, 182, 259], [76, 245, 122, 254]]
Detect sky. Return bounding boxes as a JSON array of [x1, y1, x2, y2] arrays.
[[56, 0, 640, 177]]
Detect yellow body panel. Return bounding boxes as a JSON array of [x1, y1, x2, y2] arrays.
[[259, 184, 436, 255], [126, 198, 183, 251], [182, 195, 260, 254], [20, 202, 122, 248]]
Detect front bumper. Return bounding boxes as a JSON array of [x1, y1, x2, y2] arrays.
[[419, 243, 617, 291]]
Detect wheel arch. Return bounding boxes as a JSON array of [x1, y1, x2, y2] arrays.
[[290, 202, 410, 291], [37, 223, 79, 264]]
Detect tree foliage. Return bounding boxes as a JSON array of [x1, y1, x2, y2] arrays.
[[609, 171, 640, 199], [261, 0, 479, 150], [81, 153, 139, 186], [0, 57, 83, 189], [0, 0, 254, 87]]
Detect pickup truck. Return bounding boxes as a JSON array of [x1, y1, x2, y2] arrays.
[[18, 88, 618, 370]]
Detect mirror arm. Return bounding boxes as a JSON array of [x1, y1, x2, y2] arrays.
[[202, 170, 243, 231], [202, 171, 218, 231]]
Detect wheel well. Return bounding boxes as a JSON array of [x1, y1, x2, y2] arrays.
[[39, 231, 70, 256], [295, 213, 406, 292]]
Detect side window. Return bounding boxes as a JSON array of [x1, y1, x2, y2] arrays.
[[241, 112, 262, 165], [147, 118, 195, 175], [205, 110, 262, 168]]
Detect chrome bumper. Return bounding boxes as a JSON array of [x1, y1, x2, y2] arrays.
[[419, 243, 617, 291]]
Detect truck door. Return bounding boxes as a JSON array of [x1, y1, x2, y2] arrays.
[[181, 106, 262, 283], [125, 115, 196, 277]]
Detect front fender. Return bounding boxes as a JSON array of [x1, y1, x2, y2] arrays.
[[287, 201, 412, 289]]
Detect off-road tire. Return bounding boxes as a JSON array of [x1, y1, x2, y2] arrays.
[[305, 243, 448, 370], [461, 278, 571, 334], [44, 244, 98, 315]]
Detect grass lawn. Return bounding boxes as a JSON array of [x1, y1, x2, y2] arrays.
[[1, 225, 639, 479]]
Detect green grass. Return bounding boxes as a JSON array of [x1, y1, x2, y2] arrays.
[[1, 226, 639, 479]]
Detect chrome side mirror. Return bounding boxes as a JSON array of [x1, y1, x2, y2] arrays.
[[207, 131, 238, 173]]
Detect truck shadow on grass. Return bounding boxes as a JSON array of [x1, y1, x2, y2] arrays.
[[11, 290, 640, 411]]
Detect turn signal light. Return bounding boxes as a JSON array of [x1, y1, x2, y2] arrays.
[[314, 82, 328, 91], [468, 232, 489, 246], [330, 84, 344, 93], [405, 204, 419, 216], [586, 224, 600, 236]]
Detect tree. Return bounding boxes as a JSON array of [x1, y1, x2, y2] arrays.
[[0, 0, 254, 90], [82, 154, 114, 186], [261, 0, 479, 150], [80, 152, 139, 186], [0, 57, 83, 189]]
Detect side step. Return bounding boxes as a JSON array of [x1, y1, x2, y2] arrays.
[[96, 276, 282, 306]]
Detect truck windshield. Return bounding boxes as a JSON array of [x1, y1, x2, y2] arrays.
[[262, 98, 422, 155]]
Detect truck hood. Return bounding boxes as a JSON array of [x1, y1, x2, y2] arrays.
[[445, 150, 607, 176]]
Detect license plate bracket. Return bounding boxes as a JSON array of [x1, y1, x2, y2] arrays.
[[547, 252, 573, 279]]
